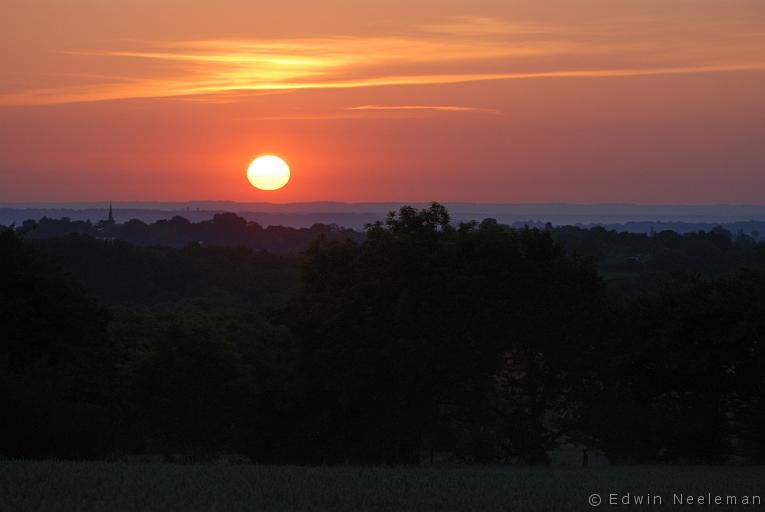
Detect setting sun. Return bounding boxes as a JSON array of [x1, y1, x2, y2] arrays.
[[247, 155, 290, 191]]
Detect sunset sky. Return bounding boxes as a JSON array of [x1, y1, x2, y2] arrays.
[[2, 0, 764, 203]]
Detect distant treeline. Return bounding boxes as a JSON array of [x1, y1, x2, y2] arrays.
[[2, 204, 765, 465], [8, 213, 364, 253], [516, 219, 765, 240]]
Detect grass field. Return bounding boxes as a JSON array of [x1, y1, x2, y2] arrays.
[[1, 461, 763, 511]]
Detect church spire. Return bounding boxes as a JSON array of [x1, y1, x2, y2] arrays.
[[107, 202, 114, 224]]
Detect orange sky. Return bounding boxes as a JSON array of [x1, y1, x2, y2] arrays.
[[1, 0, 764, 203]]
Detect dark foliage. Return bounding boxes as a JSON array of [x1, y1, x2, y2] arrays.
[[20, 212, 363, 254], [2, 204, 765, 464], [0, 229, 113, 458], [279, 208, 604, 464]]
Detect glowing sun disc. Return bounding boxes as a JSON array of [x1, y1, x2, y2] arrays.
[[247, 155, 290, 190]]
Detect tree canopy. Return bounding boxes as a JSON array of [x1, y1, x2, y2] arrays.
[[2, 204, 765, 464]]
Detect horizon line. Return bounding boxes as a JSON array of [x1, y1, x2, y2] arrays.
[[4, 200, 765, 208]]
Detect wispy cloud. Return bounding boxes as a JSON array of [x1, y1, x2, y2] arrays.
[[2, 16, 764, 106], [349, 104, 501, 114]]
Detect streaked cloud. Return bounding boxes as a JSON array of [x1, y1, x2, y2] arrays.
[[240, 104, 501, 121], [2, 15, 764, 106], [349, 104, 500, 114]]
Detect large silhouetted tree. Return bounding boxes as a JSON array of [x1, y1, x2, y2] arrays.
[[282, 204, 605, 464]]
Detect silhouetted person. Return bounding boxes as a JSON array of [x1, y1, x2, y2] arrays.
[[582, 449, 589, 467]]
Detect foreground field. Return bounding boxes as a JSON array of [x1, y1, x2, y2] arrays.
[[1, 461, 763, 511]]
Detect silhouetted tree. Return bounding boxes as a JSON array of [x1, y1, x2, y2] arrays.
[[282, 204, 605, 464]]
